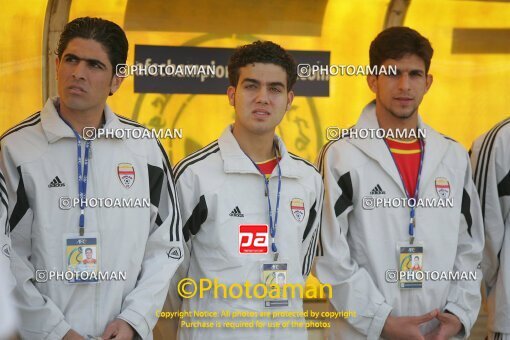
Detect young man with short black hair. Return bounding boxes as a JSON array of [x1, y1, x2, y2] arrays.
[[315, 27, 484, 339], [1, 17, 183, 339], [169, 40, 323, 339]]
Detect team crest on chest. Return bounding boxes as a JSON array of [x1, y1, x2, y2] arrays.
[[435, 177, 450, 199], [117, 163, 135, 189], [290, 198, 305, 222]]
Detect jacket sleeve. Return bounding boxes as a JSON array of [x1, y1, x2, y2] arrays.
[[443, 151, 484, 338], [166, 164, 199, 313], [0, 168, 14, 290], [470, 133, 509, 294], [117, 141, 184, 339], [312, 143, 392, 339], [0, 142, 72, 339], [0, 168, 18, 338], [300, 172, 324, 279]]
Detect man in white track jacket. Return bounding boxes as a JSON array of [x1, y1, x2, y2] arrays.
[[471, 118, 510, 340], [314, 27, 484, 339], [168, 41, 323, 340], [0, 17, 183, 339]]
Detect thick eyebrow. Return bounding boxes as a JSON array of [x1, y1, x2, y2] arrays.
[[241, 78, 285, 88], [395, 68, 425, 75], [267, 81, 285, 88], [63, 53, 107, 69], [241, 78, 260, 86]]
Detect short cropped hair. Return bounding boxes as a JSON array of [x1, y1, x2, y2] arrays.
[[228, 41, 297, 91], [370, 26, 433, 74], [57, 17, 128, 75]]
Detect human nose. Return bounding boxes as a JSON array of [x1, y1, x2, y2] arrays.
[[255, 87, 269, 104], [72, 60, 87, 80], [398, 73, 411, 91]]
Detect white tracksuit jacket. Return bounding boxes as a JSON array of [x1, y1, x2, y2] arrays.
[[0, 97, 183, 339], [314, 102, 484, 339], [471, 118, 510, 336], [0, 168, 18, 338], [168, 126, 323, 340]]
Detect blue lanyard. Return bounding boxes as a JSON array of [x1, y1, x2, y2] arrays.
[[59, 116, 92, 236], [384, 138, 425, 244], [244, 145, 282, 260]]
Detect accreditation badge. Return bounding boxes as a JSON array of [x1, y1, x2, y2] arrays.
[[63, 233, 100, 284], [397, 242, 424, 289], [261, 262, 289, 308]]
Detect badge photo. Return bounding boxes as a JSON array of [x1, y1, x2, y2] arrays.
[[117, 163, 135, 189], [290, 198, 305, 222], [435, 177, 450, 199], [398, 244, 424, 289], [261, 262, 289, 308], [64, 236, 99, 284]]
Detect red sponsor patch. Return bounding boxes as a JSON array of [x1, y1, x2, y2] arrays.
[[239, 224, 268, 254]]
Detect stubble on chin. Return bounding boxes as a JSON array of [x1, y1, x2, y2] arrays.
[[388, 107, 417, 120]]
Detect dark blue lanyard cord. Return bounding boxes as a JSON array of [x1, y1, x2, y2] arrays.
[[58, 115, 91, 236], [383, 138, 425, 243], [244, 144, 282, 255], [267, 164, 281, 253]]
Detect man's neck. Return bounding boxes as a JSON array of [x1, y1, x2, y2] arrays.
[[232, 125, 276, 163], [375, 107, 419, 141], [59, 103, 105, 136]]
